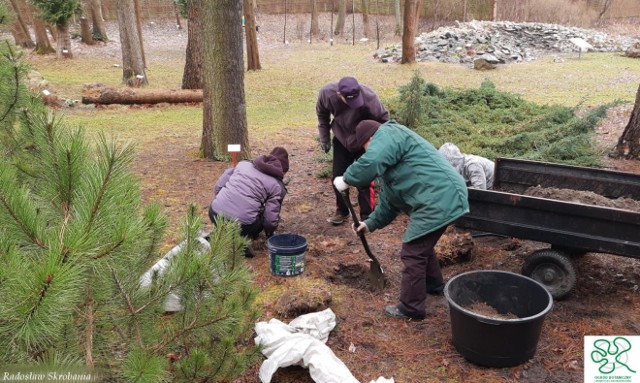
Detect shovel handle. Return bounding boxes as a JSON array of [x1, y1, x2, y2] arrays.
[[340, 189, 382, 266]]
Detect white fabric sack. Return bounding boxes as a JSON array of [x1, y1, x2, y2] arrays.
[[254, 308, 393, 383]]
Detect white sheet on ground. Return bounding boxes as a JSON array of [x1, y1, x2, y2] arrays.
[[254, 308, 393, 383]]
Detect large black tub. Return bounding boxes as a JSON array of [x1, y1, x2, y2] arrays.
[[444, 270, 553, 367]]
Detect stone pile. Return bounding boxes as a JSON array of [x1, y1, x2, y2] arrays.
[[375, 20, 637, 66]]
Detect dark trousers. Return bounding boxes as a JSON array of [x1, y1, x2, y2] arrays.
[[209, 206, 263, 239], [398, 226, 447, 318], [332, 137, 374, 219]]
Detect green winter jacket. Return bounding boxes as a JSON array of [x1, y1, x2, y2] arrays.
[[343, 121, 469, 243]]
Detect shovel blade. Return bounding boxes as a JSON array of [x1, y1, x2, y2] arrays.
[[368, 261, 386, 291]]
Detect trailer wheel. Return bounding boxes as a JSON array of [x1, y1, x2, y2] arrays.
[[521, 249, 577, 300]]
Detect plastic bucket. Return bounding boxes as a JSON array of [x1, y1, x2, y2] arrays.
[[266, 234, 308, 277], [444, 270, 553, 367]]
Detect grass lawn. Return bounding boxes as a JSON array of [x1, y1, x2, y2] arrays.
[[27, 42, 639, 147]]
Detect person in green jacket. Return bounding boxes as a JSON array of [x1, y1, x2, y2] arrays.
[[333, 120, 469, 320]]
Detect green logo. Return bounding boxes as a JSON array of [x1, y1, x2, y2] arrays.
[[590, 337, 637, 375]]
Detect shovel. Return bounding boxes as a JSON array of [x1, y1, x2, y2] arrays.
[[340, 189, 385, 290]]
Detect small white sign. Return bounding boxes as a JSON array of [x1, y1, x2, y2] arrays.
[[227, 144, 241, 153], [585, 336, 639, 383], [42, 89, 51, 96], [569, 37, 593, 52]]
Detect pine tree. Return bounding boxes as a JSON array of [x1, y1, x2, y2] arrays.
[[0, 23, 261, 381]]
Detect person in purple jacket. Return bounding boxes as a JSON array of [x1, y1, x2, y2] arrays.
[[316, 76, 389, 225], [209, 147, 289, 257]]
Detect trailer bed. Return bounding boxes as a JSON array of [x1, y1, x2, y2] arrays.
[[454, 158, 640, 298]]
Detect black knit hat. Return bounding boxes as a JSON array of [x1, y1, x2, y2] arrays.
[[270, 147, 289, 173], [355, 120, 382, 149]]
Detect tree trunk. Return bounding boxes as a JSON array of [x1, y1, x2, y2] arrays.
[[90, 0, 108, 41], [81, 84, 203, 105], [334, 0, 345, 35], [133, 0, 146, 67], [394, 0, 402, 36], [47, 24, 57, 42], [182, 0, 204, 89], [80, 17, 96, 45], [9, 0, 35, 48], [244, 0, 261, 70], [11, 20, 34, 48], [24, 2, 53, 54], [173, 0, 182, 29], [116, 0, 147, 86], [33, 16, 55, 54], [56, 22, 73, 59], [492, 0, 498, 21], [401, 0, 417, 64], [310, 0, 320, 36], [615, 84, 640, 159], [202, 0, 250, 160], [362, 0, 371, 38]]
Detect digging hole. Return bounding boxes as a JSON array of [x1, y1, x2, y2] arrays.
[[326, 263, 374, 290]]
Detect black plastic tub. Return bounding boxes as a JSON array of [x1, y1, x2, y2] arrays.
[[444, 270, 553, 367]]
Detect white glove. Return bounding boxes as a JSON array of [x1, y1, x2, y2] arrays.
[[333, 176, 349, 192], [352, 221, 368, 234]]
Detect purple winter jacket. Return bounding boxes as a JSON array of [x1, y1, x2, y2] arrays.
[[210, 155, 287, 235]]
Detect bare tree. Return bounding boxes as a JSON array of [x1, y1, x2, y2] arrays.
[[362, 0, 372, 38], [615, 84, 640, 160], [394, 0, 402, 36], [80, 16, 95, 45], [182, 0, 203, 89], [132, 0, 146, 67], [597, 0, 614, 24], [244, 0, 261, 70], [116, 0, 147, 86], [8, 0, 34, 48], [80, 2, 95, 45], [492, 0, 498, 21], [89, 0, 108, 41], [401, 0, 418, 63], [201, 0, 249, 160], [310, 0, 320, 37], [32, 16, 55, 54], [334, 0, 345, 35]]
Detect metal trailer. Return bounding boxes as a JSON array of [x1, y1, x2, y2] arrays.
[[454, 158, 640, 299]]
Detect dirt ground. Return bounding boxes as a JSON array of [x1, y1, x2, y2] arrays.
[[45, 16, 640, 383]]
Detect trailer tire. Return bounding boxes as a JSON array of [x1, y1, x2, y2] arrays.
[[521, 249, 577, 300]]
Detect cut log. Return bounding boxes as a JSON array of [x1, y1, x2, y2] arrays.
[[81, 83, 203, 105]]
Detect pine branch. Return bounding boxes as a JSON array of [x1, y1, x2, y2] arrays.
[[26, 274, 53, 320], [109, 266, 143, 348], [151, 314, 230, 353], [92, 236, 125, 260], [0, 42, 21, 126], [84, 141, 117, 234], [0, 195, 45, 248]]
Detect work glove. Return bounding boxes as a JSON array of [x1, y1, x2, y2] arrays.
[[352, 221, 369, 234], [333, 176, 349, 192], [320, 142, 331, 154]]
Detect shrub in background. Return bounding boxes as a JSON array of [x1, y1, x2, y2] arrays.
[[389, 72, 612, 167]]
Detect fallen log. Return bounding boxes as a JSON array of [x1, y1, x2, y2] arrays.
[[81, 83, 203, 105]]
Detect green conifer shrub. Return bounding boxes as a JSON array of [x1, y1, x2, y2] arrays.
[[389, 72, 613, 167], [0, 30, 261, 382]]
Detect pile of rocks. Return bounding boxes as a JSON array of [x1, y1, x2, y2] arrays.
[[375, 20, 637, 67]]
